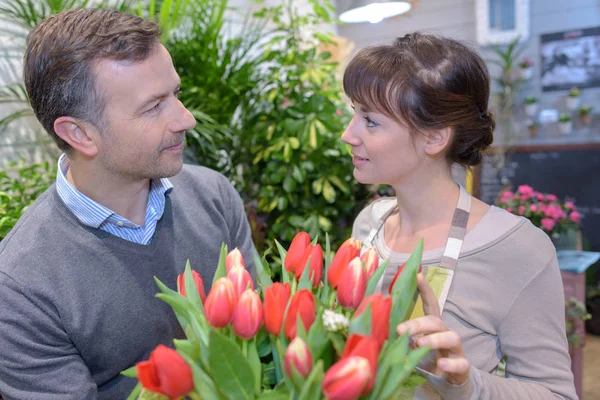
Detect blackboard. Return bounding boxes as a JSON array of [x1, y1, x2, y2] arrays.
[[474, 145, 600, 252]]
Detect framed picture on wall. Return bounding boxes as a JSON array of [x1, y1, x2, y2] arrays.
[[540, 26, 600, 92]]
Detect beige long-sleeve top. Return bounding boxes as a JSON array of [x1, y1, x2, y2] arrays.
[[352, 198, 578, 400]]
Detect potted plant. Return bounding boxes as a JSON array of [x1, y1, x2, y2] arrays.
[[566, 87, 580, 111], [577, 105, 592, 126], [586, 284, 600, 336], [495, 185, 583, 249], [523, 96, 538, 117], [566, 298, 591, 348], [518, 57, 534, 80], [527, 121, 540, 138], [559, 113, 573, 134]]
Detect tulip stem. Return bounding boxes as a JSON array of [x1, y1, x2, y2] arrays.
[[242, 339, 248, 358], [271, 340, 283, 384]]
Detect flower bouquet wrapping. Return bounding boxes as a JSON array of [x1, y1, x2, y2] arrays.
[[122, 232, 429, 400]]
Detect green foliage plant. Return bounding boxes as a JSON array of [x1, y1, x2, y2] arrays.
[[237, 0, 369, 251], [0, 161, 56, 240]]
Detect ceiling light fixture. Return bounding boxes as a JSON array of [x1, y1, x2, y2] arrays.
[[339, 1, 412, 24]]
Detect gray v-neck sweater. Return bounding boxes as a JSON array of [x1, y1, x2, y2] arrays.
[[0, 164, 255, 399], [353, 198, 577, 400]]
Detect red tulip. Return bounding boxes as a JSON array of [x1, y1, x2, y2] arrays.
[[227, 266, 254, 296], [322, 356, 372, 400], [284, 337, 313, 378], [204, 278, 237, 328], [284, 232, 312, 274], [337, 257, 367, 310], [263, 282, 291, 335], [341, 334, 379, 391], [295, 244, 323, 287], [360, 248, 379, 279], [177, 270, 207, 303], [226, 247, 245, 273], [340, 237, 362, 252], [355, 294, 392, 348], [327, 243, 361, 288], [136, 345, 193, 399], [284, 289, 316, 339], [232, 289, 263, 339], [388, 262, 422, 295]]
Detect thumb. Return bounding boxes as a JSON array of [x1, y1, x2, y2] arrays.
[[417, 273, 440, 317]]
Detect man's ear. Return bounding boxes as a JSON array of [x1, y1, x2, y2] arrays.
[[423, 126, 453, 157], [54, 117, 99, 157]]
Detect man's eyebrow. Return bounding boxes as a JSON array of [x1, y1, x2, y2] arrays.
[[136, 82, 181, 112]]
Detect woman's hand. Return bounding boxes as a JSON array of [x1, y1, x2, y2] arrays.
[[396, 273, 470, 385]]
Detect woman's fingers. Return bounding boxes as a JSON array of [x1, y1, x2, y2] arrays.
[[397, 315, 447, 337], [437, 357, 470, 385], [417, 273, 440, 317], [416, 331, 465, 356]]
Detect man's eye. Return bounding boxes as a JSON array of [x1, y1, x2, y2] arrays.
[[147, 102, 161, 113]]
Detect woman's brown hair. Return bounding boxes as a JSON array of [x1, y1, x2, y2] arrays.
[[343, 32, 495, 167]]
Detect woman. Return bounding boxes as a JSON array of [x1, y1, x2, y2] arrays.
[[342, 33, 577, 400]]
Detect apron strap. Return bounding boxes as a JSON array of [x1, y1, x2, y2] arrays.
[[436, 185, 471, 311]]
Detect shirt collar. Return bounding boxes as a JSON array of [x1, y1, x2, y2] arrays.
[[55, 153, 173, 228]]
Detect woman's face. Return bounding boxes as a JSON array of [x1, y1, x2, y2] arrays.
[[341, 102, 426, 186]]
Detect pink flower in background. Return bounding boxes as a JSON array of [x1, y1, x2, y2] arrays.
[[546, 194, 557, 202], [536, 193, 545, 201], [539, 203, 547, 212], [565, 201, 575, 209], [541, 218, 556, 231], [506, 208, 513, 213], [530, 204, 538, 212], [336, 109, 343, 116], [518, 185, 534, 196], [282, 98, 291, 108], [570, 211, 581, 223], [501, 191, 513, 201], [518, 205, 526, 215]]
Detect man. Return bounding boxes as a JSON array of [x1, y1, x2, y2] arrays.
[[0, 9, 255, 399]]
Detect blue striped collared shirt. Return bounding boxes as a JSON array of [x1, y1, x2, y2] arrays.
[[55, 154, 173, 245]]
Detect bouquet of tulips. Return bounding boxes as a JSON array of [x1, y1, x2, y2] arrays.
[[123, 232, 429, 400]]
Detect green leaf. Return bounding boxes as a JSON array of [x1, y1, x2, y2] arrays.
[[298, 359, 324, 400], [365, 259, 389, 298], [126, 382, 142, 400], [322, 180, 335, 203], [297, 257, 313, 291], [349, 303, 372, 336], [328, 332, 345, 356], [309, 121, 318, 149], [307, 310, 329, 360], [183, 260, 204, 312], [208, 330, 255, 400], [253, 247, 273, 289], [181, 353, 221, 399], [258, 389, 290, 400], [212, 243, 229, 286], [389, 239, 423, 341], [327, 175, 349, 194], [275, 240, 290, 285], [248, 338, 262, 395], [120, 365, 137, 378]]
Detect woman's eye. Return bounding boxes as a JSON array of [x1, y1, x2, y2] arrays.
[[364, 116, 378, 127]]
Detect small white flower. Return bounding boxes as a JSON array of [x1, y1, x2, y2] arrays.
[[322, 309, 349, 332]]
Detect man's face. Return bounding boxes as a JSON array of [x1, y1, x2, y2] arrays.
[[92, 44, 196, 181]]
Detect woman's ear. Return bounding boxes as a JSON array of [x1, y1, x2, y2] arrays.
[[423, 126, 453, 157], [54, 117, 99, 157]]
